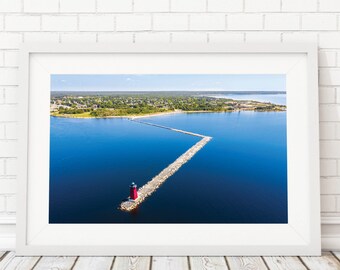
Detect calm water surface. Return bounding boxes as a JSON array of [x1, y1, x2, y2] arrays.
[[50, 111, 287, 223]]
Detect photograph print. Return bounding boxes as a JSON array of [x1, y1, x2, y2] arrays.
[[49, 74, 287, 224]]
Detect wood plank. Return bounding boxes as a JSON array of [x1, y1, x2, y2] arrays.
[[112, 256, 151, 270], [226, 257, 267, 270], [190, 256, 229, 270], [263, 256, 307, 270], [332, 251, 340, 261], [0, 251, 6, 261], [2, 255, 40, 270], [300, 252, 340, 270], [33, 256, 77, 270], [72, 257, 114, 270], [152, 257, 189, 270], [0, 252, 16, 269]]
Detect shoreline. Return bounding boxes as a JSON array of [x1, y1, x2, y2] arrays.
[[50, 110, 180, 119], [50, 108, 286, 120], [129, 110, 182, 119]]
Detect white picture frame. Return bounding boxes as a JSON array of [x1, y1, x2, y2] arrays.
[[17, 43, 320, 256]]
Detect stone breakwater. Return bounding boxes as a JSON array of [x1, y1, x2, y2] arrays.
[[119, 119, 211, 212]]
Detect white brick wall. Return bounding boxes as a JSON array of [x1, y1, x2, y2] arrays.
[[41, 15, 78, 31], [116, 14, 151, 31], [79, 15, 114, 31], [153, 14, 188, 31], [24, 0, 59, 13], [228, 14, 263, 30], [207, 0, 243, 12], [0, 0, 340, 249], [97, 0, 132, 12], [282, 0, 318, 12], [60, 0, 95, 13]]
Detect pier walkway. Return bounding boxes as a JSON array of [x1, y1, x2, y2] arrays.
[[119, 119, 211, 211], [130, 119, 207, 138]]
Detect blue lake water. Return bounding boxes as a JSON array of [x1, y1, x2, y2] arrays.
[[204, 93, 287, 105], [50, 112, 287, 223]]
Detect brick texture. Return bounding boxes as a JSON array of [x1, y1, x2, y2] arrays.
[[0, 0, 340, 244]]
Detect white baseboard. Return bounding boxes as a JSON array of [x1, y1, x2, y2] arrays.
[[0, 216, 339, 252], [0, 216, 16, 251], [0, 216, 16, 225], [321, 216, 340, 251], [322, 236, 340, 251], [322, 216, 340, 225], [1, 234, 339, 252], [0, 234, 15, 251]]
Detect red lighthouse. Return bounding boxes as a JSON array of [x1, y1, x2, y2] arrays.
[[130, 182, 138, 200]]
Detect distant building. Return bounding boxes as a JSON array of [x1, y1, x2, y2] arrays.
[[50, 104, 58, 112]]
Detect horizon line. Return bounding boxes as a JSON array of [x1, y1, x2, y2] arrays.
[[51, 90, 286, 92]]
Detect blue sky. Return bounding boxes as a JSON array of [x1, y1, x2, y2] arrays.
[[51, 74, 285, 92]]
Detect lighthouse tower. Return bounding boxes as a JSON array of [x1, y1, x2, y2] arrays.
[[130, 182, 138, 200]]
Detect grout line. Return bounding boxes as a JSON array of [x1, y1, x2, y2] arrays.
[[1, 88, 5, 104], [39, 14, 42, 31], [299, 13, 302, 30], [0, 123, 4, 139], [3, 29, 340, 33], [3, 124, 6, 140], [4, 11, 340, 15], [3, 159, 7, 175], [76, 14, 79, 31], [187, 14, 190, 30], [262, 13, 265, 30], [150, 13, 154, 31]]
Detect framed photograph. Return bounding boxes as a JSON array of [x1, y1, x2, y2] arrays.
[[17, 43, 320, 255]]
